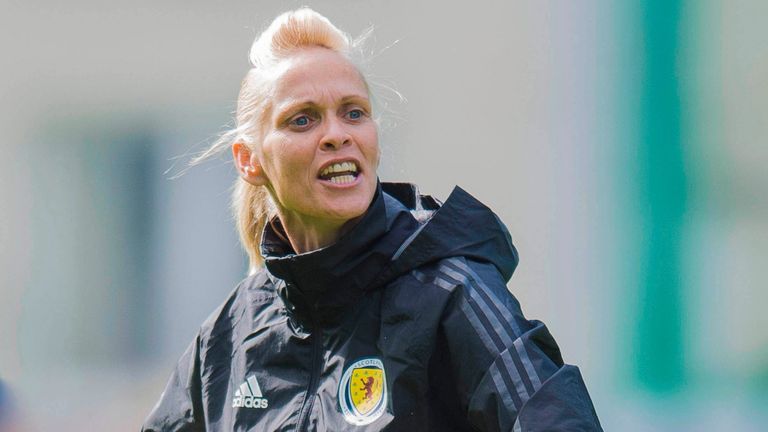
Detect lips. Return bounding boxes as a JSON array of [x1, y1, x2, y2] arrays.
[[318, 160, 360, 185]]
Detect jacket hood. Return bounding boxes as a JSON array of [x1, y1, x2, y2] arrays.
[[379, 183, 519, 284], [261, 181, 518, 324]]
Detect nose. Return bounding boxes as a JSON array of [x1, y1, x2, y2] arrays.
[[319, 116, 351, 151]]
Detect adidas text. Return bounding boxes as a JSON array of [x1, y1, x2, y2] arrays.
[[232, 395, 268, 409]]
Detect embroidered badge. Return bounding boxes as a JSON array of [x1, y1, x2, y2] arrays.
[[339, 357, 388, 425]]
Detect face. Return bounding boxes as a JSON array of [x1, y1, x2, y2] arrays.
[[239, 47, 379, 231]]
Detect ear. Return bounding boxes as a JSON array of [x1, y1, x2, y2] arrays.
[[233, 142, 268, 186]]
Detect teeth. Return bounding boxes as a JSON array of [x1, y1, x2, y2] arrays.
[[320, 161, 358, 177], [329, 175, 356, 184]]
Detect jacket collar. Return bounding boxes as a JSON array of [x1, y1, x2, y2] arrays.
[[259, 182, 519, 325], [261, 181, 421, 324]]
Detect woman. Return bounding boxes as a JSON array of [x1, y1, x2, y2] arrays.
[[142, 8, 601, 431]]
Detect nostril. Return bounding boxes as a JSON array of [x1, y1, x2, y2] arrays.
[[320, 134, 350, 150]]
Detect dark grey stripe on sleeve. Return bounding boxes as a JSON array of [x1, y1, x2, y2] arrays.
[[431, 272, 533, 407], [489, 357, 523, 414], [443, 258, 544, 394], [439, 264, 519, 346], [500, 349, 532, 403], [412, 269, 496, 355], [413, 262, 546, 415], [440, 259, 552, 397], [513, 337, 542, 391], [445, 258, 523, 336], [489, 361, 518, 416]]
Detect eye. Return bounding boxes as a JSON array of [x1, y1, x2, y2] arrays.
[[288, 113, 315, 130], [292, 115, 310, 126], [346, 109, 364, 120]]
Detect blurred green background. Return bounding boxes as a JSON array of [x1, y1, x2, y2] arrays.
[[1, 1, 766, 430]]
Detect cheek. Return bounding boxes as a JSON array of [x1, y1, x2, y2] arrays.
[[361, 127, 380, 165], [263, 135, 303, 176]]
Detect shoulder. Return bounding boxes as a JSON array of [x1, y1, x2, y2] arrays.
[[385, 257, 522, 323], [401, 256, 530, 349], [197, 268, 279, 344], [402, 257, 517, 304]]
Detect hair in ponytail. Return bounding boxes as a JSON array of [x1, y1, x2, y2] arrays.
[[193, 8, 360, 273]]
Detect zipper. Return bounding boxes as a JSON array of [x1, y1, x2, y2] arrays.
[[297, 319, 323, 431]]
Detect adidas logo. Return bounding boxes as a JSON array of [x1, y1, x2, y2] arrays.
[[232, 375, 269, 409]]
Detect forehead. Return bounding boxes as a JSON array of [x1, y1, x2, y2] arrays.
[[271, 47, 369, 105]]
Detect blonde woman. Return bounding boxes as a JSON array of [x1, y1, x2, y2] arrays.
[[142, 8, 601, 432]]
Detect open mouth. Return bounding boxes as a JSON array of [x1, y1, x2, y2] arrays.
[[317, 161, 360, 185]]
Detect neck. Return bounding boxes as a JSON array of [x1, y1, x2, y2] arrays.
[[275, 210, 361, 254]]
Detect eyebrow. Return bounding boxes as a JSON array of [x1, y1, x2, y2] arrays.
[[274, 94, 371, 122]]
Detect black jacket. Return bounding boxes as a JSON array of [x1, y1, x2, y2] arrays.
[[142, 183, 602, 431]]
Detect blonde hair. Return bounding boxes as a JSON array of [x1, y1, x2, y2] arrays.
[[194, 8, 361, 272]]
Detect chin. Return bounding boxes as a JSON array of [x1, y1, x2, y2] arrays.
[[323, 189, 375, 222], [325, 199, 369, 222]]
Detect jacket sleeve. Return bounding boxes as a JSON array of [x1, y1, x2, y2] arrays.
[[438, 258, 602, 432], [141, 334, 206, 432]]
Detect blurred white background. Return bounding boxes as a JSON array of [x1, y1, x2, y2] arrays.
[[1, 1, 766, 430]]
